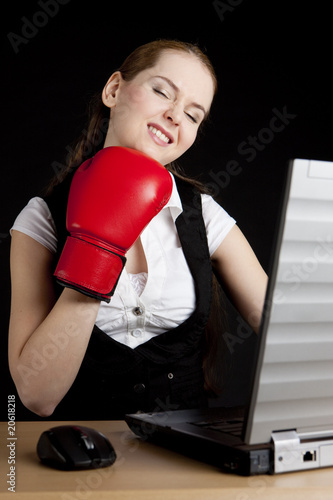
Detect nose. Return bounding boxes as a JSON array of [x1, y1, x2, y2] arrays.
[[164, 103, 182, 126]]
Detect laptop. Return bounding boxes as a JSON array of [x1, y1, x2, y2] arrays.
[[125, 159, 333, 475]]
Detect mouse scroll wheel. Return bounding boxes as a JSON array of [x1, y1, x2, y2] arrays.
[[73, 426, 95, 450]]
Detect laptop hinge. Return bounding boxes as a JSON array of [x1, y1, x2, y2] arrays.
[[272, 430, 319, 474]]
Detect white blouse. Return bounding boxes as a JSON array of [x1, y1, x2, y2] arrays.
[[11, 175, 236, 348]]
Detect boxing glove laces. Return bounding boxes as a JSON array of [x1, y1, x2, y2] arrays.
[[54, 147, 173, 302]]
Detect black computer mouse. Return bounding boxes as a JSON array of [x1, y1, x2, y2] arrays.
[[37, 425, 116, 470]]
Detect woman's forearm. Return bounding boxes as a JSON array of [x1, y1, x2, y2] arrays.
[[10, 288, 100, 417]]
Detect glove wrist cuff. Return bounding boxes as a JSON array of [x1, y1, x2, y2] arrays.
[[54, 236, 126, 302]]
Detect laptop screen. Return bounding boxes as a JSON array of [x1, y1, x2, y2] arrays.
[[246, 159, 333, 445]]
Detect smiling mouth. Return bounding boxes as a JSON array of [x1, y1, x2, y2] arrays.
[[148, 125, 172, 144]]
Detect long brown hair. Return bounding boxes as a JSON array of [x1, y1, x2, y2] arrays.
[[46, 39, 226, 395]]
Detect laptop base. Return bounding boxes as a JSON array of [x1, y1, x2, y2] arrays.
[[125, 407, 273, 476]]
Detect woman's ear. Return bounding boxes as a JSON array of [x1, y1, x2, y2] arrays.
[[102, 72, 122, 108]]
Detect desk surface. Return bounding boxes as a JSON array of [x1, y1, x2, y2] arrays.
[[1, 420, 333, 499]]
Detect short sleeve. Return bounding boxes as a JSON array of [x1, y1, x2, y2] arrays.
[[201, 194, 236, 256], [10, 197, 58, 254]]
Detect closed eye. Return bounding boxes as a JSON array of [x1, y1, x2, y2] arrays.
[[153, 87, 169, 99], [154, 86, 198, 124], [185, 112, 198, 124]]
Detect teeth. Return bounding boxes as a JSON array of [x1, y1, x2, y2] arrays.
[[148, 126, 170, 143]]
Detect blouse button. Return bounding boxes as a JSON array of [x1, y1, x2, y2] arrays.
[[132, 329, 142, 338], [168, 373, 174, 380], [133, 306, 144, 316]]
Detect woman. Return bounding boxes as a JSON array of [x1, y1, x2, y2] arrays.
[[8, 40, 268, 419]]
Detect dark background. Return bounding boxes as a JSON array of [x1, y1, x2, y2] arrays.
[[1, 0, 332, 420]]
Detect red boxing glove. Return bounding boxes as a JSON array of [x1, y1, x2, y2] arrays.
[[54, 147, 173, 302]]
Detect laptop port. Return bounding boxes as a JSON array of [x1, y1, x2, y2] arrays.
[[303, 450, 317, 462]]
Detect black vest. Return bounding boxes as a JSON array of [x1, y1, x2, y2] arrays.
[[45, 174, 213, 420]]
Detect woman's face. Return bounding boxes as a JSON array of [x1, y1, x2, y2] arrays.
[[102, 51, 215, 165]]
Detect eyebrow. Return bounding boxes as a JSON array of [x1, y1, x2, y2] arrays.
[[154, 75, 207, 117]]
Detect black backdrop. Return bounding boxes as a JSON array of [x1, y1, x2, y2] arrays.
[[1, 0, 332, 420]]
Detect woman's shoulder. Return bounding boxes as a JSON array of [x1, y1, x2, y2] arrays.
[[11, 197, 57, 254], [200, 193, 236, 256], [12, 197, 54, 227]]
